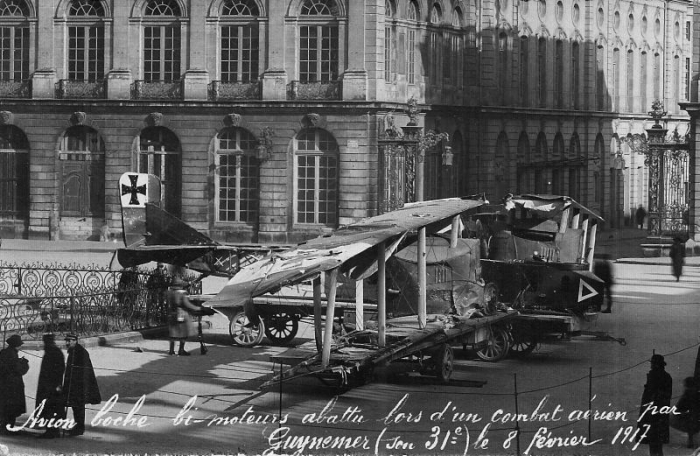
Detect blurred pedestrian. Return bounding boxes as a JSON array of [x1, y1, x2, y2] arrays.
[[638, 354, 672, 456], [593, 254, 614, 313], [167, 276, 200, 356], [0, 335, 29, 433], [670, 237, 686, 282], [146, 263, 169, 325], [35, 334, 65, 439], [63, 334, 101, 437], [636, 205, 647, 230], [670, 377, 700, 448]]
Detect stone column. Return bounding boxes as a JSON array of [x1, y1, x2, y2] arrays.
[[261, 6, 287, 100]]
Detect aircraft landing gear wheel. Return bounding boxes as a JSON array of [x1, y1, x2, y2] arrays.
[[229, 311, 265, 347], [434, 343, 454, 382], [476, 326, 510, 362], [264, 312, 299, 345]]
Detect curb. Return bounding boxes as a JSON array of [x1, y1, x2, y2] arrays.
[[19, 326, 168, 350]]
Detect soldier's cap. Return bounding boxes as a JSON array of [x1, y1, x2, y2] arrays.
[[6, 334, 23, 347], [64, 333, 79, 341]]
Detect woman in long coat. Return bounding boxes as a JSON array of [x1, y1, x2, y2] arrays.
[[35, 334, 65, 438], [167, 277, 200, 356], [670, 237, 686, 281], [638, 354, 672, 456], [0, 335, 29, 433]]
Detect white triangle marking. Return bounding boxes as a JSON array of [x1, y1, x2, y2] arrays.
[[578, 279, 599, 302]]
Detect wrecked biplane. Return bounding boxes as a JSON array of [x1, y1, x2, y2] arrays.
[[202, 195, 517, 388]]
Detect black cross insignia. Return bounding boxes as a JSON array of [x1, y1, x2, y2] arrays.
[[121, 174, 147, 206]]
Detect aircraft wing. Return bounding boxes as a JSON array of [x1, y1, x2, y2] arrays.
[[206, 196, 485, 308]]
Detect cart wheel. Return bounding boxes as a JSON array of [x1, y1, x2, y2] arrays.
[[264, 312, 299, 345], [229, 311, 265, 347], [483, 282, 499, 315], [434, 343, 454, 382], [510, 332, 538, 357], [476, 326, 510, 362]]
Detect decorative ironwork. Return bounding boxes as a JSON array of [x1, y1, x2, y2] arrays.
[[642, 101, 690, 238], [0, 80, 30, 98], [287, 80, 341, 100], [0, 263, 201, 341], [209, 80, 261, 100], [56, 80, 106, 99], [132, 80, 183, 100]]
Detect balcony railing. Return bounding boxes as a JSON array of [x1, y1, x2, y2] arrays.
[[209, 80, 261, 101], [287, 80, 341, 100], [56, 79, 106, 99], [0, 79, 30, 98], [132, 80, 183, 100]]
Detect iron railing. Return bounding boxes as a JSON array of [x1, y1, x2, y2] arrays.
[[0, 263, 200, 343]]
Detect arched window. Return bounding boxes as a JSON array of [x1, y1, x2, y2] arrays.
[[517, 132, 530, 193], [653, 52, 661, 101], [594, 134, 605, 203], [67, 0, 106, 82], [299, 0, 339, 82], [220, 0, 260, 83], [596, 44, 605, 110], [451, 8, 463, 86], [429, 4, 441, 84], [216, 128, 259, 223], [60, 125, 105, 217], [538, 37, 547, 107], [0, 125, 28, 222], [640, 51, 648, 110], [138, 126, 181, 216], [294, 129, 338, 226], [406, 1, 418, 84], [554, 39, 563, 108], [0, 0, 29, 84], [142, 0, 182, 82], [626, 49, 634, 112], [535, 132, 547, 193], [520, 36, 529, 105], [569, 133, 581, 200], [552, 133, 564, 194], [499, 31, 508, 98], [612, 47, 620, 110], [384, 0, 394, 82], [572, 41, 580, 109]]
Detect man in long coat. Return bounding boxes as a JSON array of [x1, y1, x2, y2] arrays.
[[62, 334, 101, 436], [638, 354, 673, 456], [36, 334, 65, 438], [0, 335, 29, 433]]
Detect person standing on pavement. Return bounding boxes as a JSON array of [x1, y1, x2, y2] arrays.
[[593, 254, 614, 313], [167, 276, 200, 356], [35, 334, 65, 439], [669, 237, 686, 282], [636, 205, 647, 230], [62, 334, 101, 437], [0, 335, 29, 433], [638, 354, 672, 456]]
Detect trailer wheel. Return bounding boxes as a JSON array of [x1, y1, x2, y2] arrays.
[[476, 326, 510, 362], [510, 332, 538, 357], [229, 311, 265, 347], [435, 343, 454, 382], [264, 312, 299, 345]]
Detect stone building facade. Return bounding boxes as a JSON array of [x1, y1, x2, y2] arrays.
[[0, 0, 692, 242]]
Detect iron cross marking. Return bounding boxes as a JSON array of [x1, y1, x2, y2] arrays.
[[121, 174, 147, 206]]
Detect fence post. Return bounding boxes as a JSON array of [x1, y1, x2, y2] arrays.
[[513, 373, 521, 456], [70, 296, 75, 333], [15, 267, 21, 295]]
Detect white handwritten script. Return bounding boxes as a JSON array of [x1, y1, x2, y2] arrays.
[[4, 393, 679, 455]]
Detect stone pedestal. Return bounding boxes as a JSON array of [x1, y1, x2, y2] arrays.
[[261, 69, 287, 101], [341, 70, 367, 101], [31, 69, 57, 99], [106, 69, 132, 100], [182, 69, 209, 101]]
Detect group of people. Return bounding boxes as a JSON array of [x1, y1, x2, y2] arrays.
[[0, 333, 101, 438]]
